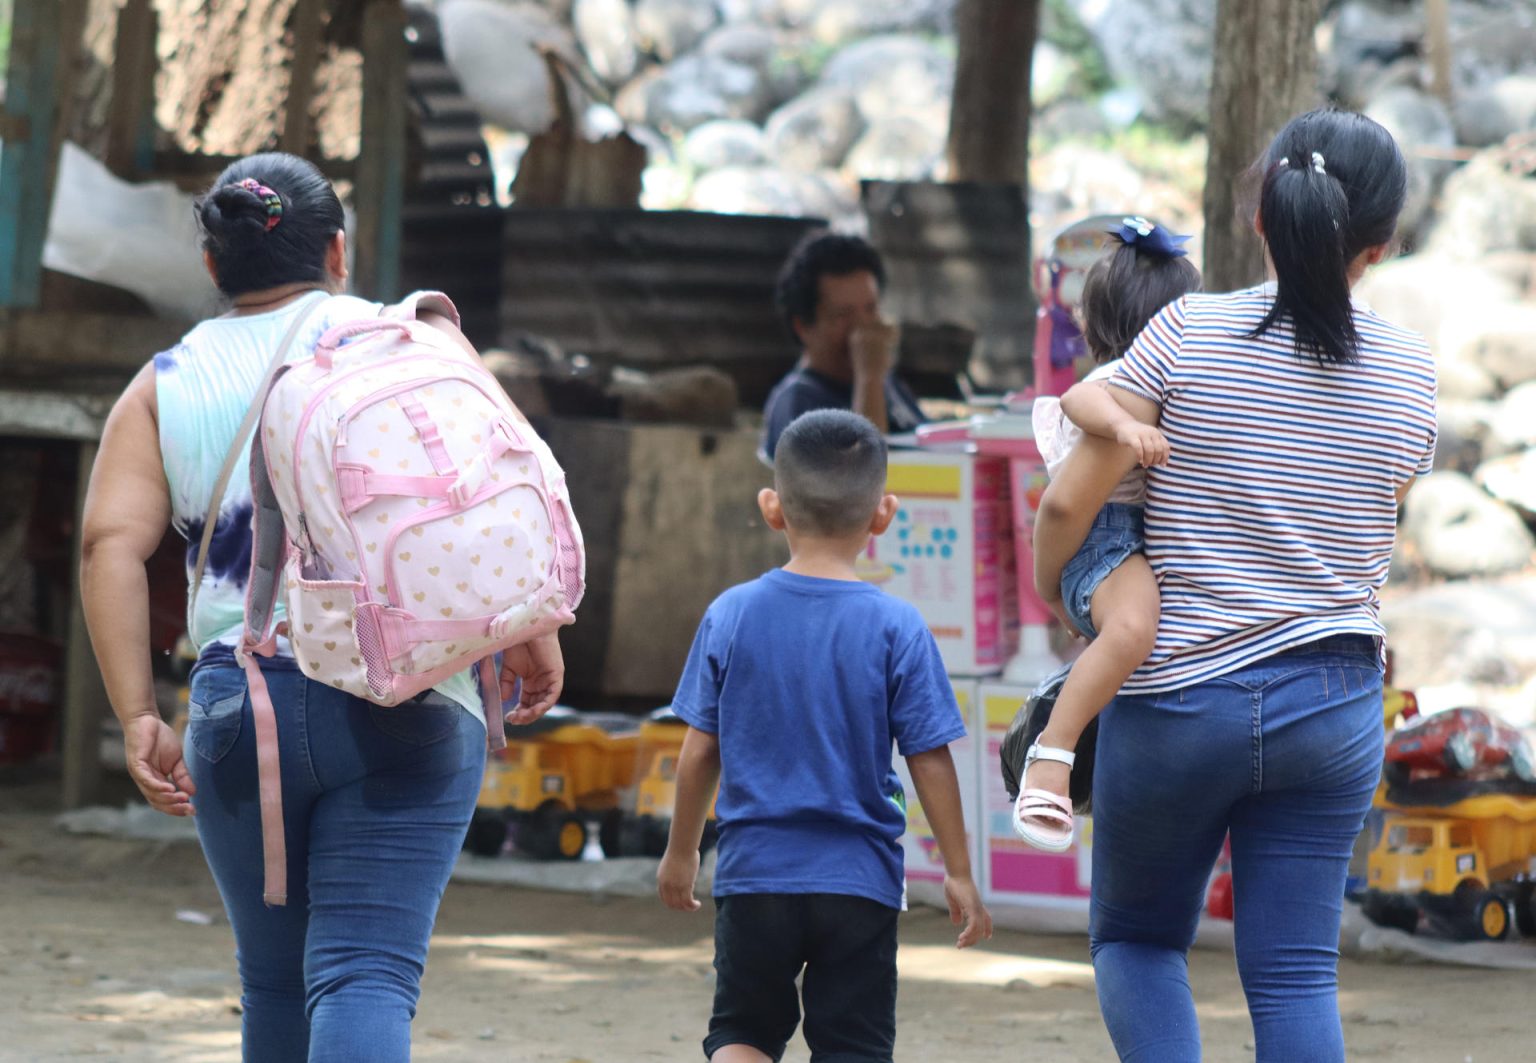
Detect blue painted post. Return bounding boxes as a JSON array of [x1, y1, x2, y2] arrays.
[[0, 0, 85, 307]]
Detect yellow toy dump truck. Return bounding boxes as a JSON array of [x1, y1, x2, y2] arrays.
[[1361, 792, 1536, 941], [468, 710, 643, 860], [467, 707, 717, 860], [622, 713, 718, 857]]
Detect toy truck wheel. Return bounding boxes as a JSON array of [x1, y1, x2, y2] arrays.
[[641, 816, 670, 857], [1515, 886, 1536, 938], [618, 817, 648, 857], [598, 810, 625, 858], [466, 810, 509, 857], [553, 812, 588, 860], [519, 803, 574, 860], [1361, 891, 1417, 934], [1453, 884, 1509, 942]]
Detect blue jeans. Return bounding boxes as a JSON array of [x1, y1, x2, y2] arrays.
[[1089, 635, 1384, 1063], [1060, 503, 1145, 639], [185, 653, 485, 1063]]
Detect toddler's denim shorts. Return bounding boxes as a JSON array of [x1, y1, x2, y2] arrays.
[[1059, 502, 1145, 639]]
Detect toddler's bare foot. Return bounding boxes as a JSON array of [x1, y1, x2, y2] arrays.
[[1023, 758, 1071, 804]]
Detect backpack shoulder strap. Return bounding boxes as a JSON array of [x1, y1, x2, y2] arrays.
[[241, 407, 291, 654], [381, 290, 460, 327], [188, 291, 330, 623]]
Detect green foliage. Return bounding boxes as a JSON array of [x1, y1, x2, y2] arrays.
[[1040, 0, 1114, 96]]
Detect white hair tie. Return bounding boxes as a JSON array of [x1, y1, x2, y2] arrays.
[[1276, 153, 1328, 176]]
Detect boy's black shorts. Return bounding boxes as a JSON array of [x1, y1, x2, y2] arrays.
[[704, 892, 899, 1063]]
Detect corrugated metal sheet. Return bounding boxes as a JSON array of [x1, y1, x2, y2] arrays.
[[862, 180, 1035, 389], [398, 6, 502, 348], [501, 210, 824, 407]]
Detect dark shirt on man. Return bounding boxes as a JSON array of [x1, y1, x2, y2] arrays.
[[760, 367, 926, 461]]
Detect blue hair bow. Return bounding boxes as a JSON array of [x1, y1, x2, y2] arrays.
[[1111, 216, 1192, 259]]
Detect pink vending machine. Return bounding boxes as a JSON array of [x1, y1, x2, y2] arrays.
[[922, 215, 1135, 685]]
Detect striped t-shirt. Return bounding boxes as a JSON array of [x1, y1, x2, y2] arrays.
[[1109, 285, 1437, 693]]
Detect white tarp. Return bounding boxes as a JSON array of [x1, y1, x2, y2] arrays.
[[42, 142, 220, 321]]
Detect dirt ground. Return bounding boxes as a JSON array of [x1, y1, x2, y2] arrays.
[[2, 775, 1534, 1063]]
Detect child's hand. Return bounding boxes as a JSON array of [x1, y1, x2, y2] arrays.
[[1114, 422, 1170, 467], [1044, 594, 1083, 640], [657, 847, 702, 912], [944, 873, 993, 948]]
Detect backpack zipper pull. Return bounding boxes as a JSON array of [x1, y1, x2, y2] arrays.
[[296, 512, 318, 563]]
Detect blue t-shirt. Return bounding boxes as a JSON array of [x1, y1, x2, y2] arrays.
[[671, 569, 965, 909], [761, 366, 927, 461]]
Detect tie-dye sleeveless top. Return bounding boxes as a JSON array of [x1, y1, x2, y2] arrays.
[[154, 292, 482, 722]]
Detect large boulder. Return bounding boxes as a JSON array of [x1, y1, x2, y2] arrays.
[[645, 54, 772, 133], [684, 119, 769, 171], [806, 0, 958, 47], [1354, 254, 1520, 362], [1477, 448, 1536, 517], [819, 35, 954, 128], [1365, 86, 1456, 241], [1449, 2, 1536, 89], [1489, 380, 1536, 455], [1434, 399, 1497, 473], [572, 0, 639, 85], [698, 24, 808, 105], [1031, 143, 1147, 221], [1320, 0, 1422, 107], [1455, 302, 1536, 390], [843, 114, 946, 182], [687, 165, 854, 222], [688, 165, 798, 216], [634, 0, 720, 61], [1071, 0, 1216, 128], [1399, 471, 1536, 579], [1454, 75, 1536, 148], [764, 87, 864, 172], [613, 65, 667, 125], [1382, 576, 1536, 695], [1427, 141, 1536, 261], [438, 0, 580, 135]]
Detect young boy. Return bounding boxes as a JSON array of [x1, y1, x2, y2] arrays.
[[658, 409, 991, 1063]]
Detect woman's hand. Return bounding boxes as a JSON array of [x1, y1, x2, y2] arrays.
[[499, 631, 565, 725], [123, 712, 196, 816]]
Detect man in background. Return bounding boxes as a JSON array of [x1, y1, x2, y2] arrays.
[[761, 232, 926, 462]]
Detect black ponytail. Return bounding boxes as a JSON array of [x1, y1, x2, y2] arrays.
[[1250, 109, 1407, 366], [195, 152, 344, 297]]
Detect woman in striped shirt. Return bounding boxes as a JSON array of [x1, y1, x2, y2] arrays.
[[1033, 109, 1437, 1063]]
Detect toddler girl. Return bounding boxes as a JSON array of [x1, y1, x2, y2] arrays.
[[1014, 217, 1200, 851]]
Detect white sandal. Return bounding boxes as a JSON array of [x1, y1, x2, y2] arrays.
[[1011, 742, 1077, 853]]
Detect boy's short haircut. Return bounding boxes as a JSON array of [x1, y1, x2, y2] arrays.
[[773, 410, 888, 537]]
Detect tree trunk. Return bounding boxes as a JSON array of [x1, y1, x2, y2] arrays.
[[945, 0, 1039, 184], [1202, 0, 1323, 292]]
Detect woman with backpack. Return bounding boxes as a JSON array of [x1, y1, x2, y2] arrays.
[[79, 152, 567, 1062], [1031, 109, 1437, 1062]]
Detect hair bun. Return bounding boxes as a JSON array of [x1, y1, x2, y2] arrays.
[[200, 183, 269, 238]]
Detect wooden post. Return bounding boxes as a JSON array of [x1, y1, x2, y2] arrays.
[[62, 441, 109, 809], [281, 0, 326, 156], [1425, 0, 1453, 109], [0, 0, 89, 307], [354, 0, 408, 302], [105, 0, 159, 179], [1202, 0, 1323, 292]]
